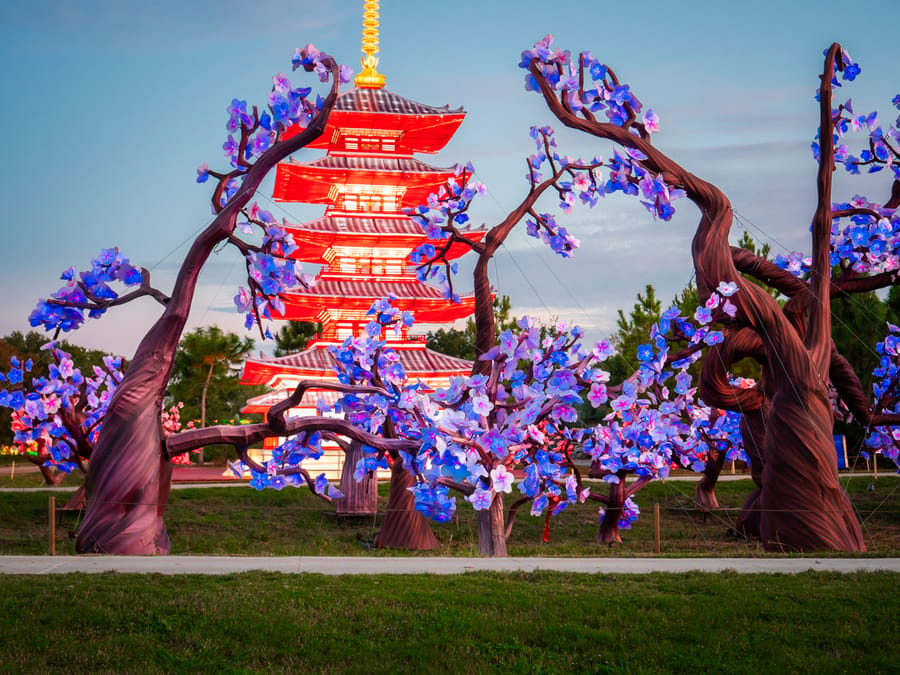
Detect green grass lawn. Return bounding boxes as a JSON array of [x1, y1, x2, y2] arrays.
[[2, 468, 898, 672], [2, 475, 898, 557], [0, 570, 896, 673]]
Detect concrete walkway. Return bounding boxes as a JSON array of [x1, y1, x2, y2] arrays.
[[1, 555, 897, 575]]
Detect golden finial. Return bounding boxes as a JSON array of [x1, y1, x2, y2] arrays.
[[354, 0, 385, 89]]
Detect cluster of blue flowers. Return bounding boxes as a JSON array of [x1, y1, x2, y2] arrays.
[[519, 36, 684, 222], [794, 59, 900, 278], [197, 44, 352, 196], [0, 348, 125, 474], [865, 324, 900, 472], [29, 248, 143, 333], [584, 297, 747, 518], [238, 291, 749, 536]]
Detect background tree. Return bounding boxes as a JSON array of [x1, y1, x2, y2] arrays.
[[605, 284, 662, 384], [425, 295, 516, 360], [273, 320, 321, 356], [169, 326, 254, 428], [167, 326, 264, 463]]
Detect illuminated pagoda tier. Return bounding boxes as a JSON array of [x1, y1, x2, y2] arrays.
[[240, 5, 484, 494]]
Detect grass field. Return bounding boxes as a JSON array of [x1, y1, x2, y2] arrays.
[[0, 570, 896, 673], [1, 463, 898, 672], [2, 472, 898, 557]]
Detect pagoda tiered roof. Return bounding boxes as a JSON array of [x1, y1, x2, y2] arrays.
[[276, 277, 475, 324], [273, 155, 457, 205], [241, 340, 473, 387], [242, 389, 343, 415], [285, 213, 486, 263], [284, 88, 465, 155]]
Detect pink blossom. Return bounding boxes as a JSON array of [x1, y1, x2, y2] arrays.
[[572, 172, 591, 192], [490, 465, 514, 493], [469, 488, 493, 510], [717, 281, 739, 297], [471, 394, 494, 416], [588, 383, 608, 407]]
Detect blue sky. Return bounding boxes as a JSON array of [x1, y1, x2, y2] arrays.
[[1, 0, 897, 357]]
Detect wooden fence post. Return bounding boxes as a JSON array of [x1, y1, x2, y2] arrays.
[[654, 502, 660, 554], [49, 496, 56, 556]]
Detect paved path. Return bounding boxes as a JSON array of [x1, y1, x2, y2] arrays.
[[1, 555, 897, 575]]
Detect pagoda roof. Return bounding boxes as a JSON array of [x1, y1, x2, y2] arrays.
[[241, 340, 473, 387], [286, 214, 486, 263], [242, 389, 342, 415], [333, 88, 464, 116], [276, 278, 475, 324], [274, 154, 457, 205], [286, 88, 465, 154]]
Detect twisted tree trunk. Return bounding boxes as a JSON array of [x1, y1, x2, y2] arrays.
[[694, 446, 727, 512], [77, 315, 181, 554], [476, 493, 507, 557], [734, 406, 767, 540], [335, 440, 377, 516], [531, 45, 865, 551], [376, 457, 440, 550], [596, 479, 626, 545]]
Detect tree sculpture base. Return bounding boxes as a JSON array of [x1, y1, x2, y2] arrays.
[[758, 393, 865, 552], [477, 494, 508, 557], [597, 480, 625, 545], [335, 442, 378, 516], [375, 461, 439, 550], [734, 488, 762, 540]]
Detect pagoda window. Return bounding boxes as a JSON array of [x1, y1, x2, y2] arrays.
[[335, 321, 359, 340], [337, 191, 400, 213], [359, 138, 380, 152], [339, 132, 399, 153]]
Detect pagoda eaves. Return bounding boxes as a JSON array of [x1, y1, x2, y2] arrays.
[[284, 213, 486, 264], [276, 278, 476, 324], [241, 341, 473, 387], [273, 155, 457, 206], [283, 88, 465, 155]]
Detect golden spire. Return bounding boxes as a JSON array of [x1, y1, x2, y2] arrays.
[[354, 0, 386, 89]]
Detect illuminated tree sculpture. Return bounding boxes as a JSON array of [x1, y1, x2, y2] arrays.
[[188, 299, 606, 558], [0, 349, 193, 510], [523, 36, 900, 551], [26, 46, 349, 554], [582, 302, 748, 543], [405, 119, 750, 549]]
